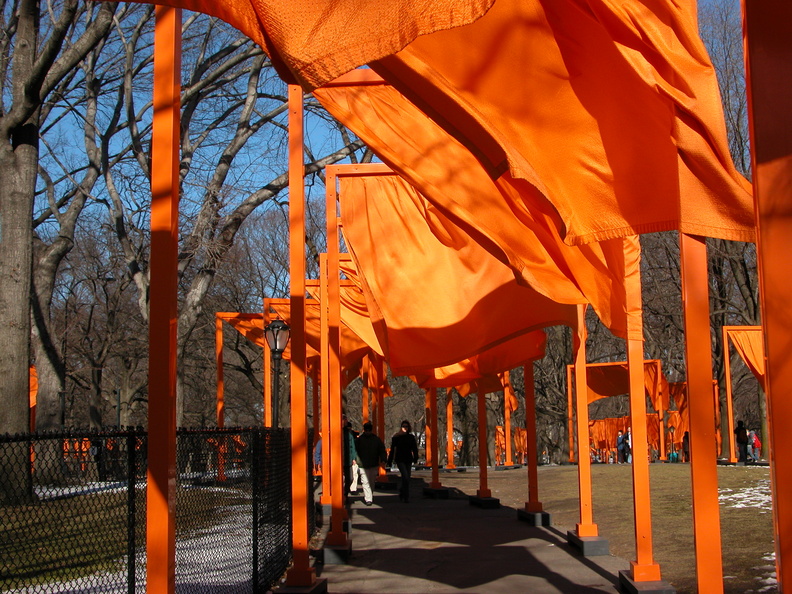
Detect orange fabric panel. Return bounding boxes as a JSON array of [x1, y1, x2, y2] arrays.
[[569, 360, 666, 407], [339, 173, 577, 374], [454, 376, 503, 398], [646, 414, 660, 450], [501, 371, 520, 415], [218, 313, 266, 348], [29, 365, 37, 408], [306, 263, 385, 356], [116, 0, 491, 90], [314, 83, 638, 340], [267, 300, 369, 387], [372, 0, 753, 245], [411, 331, 546, 389], [728, 327, 766, 380]]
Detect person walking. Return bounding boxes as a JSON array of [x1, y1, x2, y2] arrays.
[[735, 420, 749, 463], [356, 422, 387, 506], [387, 420, 418, 502]]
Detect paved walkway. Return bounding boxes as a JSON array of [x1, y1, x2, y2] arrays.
[[314, 475, 629, 593]]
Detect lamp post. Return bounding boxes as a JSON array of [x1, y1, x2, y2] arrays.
[[669, 426, 676, 461], [264, 319, 290, 428]]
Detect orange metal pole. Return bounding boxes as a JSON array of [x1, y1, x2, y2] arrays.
[[311, 365, 320, 446], [284, 84, 315, 587], [215, 317, 224, 428], [326, 168, 349, 549], [319, 257, 332, 506], [723, 328, 738, 463], [656, 363, 666, 462], [624, 238, 661, 582], [146, 8, 180, 592], [376, 356, 386, 445], [574, 304, 598, 537], [262, 304, 273, 427], [680, 232, 723, 591], [524, 363, 542, 513], [424, 389, 433, 468], [446, 389, 456, 469], [743, 5, 792, 584], [504, 371, 513, 466], [429, 387, 441, 488], [476, 389, 491, 498], [567, 365, 575, 464]]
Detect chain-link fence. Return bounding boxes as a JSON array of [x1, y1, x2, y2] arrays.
[[0, 427, 300, 593]]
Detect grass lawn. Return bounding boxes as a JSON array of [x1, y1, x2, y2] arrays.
[[436, 462, 775, 593]]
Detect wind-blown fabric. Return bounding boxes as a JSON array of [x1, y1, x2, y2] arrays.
[[411, 331, 547, 390], [121, 0, 492, 90], [727, 327, 765, 381], [582, 360, 668, 409], [371, 0, 754, 245], [218, 313, 266, 347], [314, 80, 641, 340], [338, 173, 576, 374]]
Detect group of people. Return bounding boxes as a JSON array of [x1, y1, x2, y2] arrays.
[[316, 416, 419, 506], [735, 420, 762, 463], [616, 428, 632, 463]]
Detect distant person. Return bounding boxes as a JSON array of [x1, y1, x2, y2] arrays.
[[616, 430, 626, 463], [313, 435, 322, 474], [735, 420, 749, 463], [356, 422, 387, 506], [387, 420, 419, 502], [623, 427, 632, 464], [342, 416, 358, 500], [682, 431, 690, 463], [748, 430, 761, 462]]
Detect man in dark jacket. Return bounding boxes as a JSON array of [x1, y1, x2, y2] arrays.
[[356, 422, 387, 506], [387, 420, 419, 502]]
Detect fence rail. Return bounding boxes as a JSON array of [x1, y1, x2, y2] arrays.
[[0, 427, 304, 593]]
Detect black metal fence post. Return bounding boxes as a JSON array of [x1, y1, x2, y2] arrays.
[[127, 431, 136, 594], [252, 428, 260, 591]]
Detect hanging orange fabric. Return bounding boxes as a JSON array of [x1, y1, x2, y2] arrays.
[[339, 173, 577, 374], [411, 331, 547, 389], [454, 376, 504, 398], [372, 0, 754, 245], [115, 0, 491, 90], [217, 313, 266, 348], [727, 327, 766, 380], [501, 371, 520, 415], [315, 80, 641, 340], [565, 360, 667, 407]]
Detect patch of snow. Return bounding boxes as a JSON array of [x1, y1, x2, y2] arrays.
[[718, 479, 772, 512]]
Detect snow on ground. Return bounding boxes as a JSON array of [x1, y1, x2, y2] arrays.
[[14, 495, 257, 593], [718, 477, 773, 513]]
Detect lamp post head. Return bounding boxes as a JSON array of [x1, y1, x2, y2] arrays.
[[265, 318, 290, 360]]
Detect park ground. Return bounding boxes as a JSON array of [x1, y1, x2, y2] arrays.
[[409, 463, 775, 593]]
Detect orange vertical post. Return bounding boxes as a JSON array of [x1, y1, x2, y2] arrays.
[[376, 356, 386, 446], [215, 317, 224, 428], [574, 304, 598, 537], [325, 170, 349, 548], [624, 238, 662, 582], [446, 389, 456, 469], [743, 3, 792, 586], [362, 381, 370, 425], [262, 305, 272, 427], [311, 365, 320, 446], [656, 365, 666, 462], [476, 389, 491, 498], [567, 365, 575, 464], [680, 233, 723, 592], [722, 328, 738, 463], [146, 7, 180, 593], [319, 255, 332, 506], [429, 387, 441, 488], [504, 371, 513, 466], [284, 84, 315, 588], [424, 389, 433, 468], [524, 363, 543, 513]]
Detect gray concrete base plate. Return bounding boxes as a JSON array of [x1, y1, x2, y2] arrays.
[[619, 570, 676, 593], [423, 486, 450, 499], [566, 530, 610, 556], [469, 495, 501, 509], [517, 509, 552, 526]]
